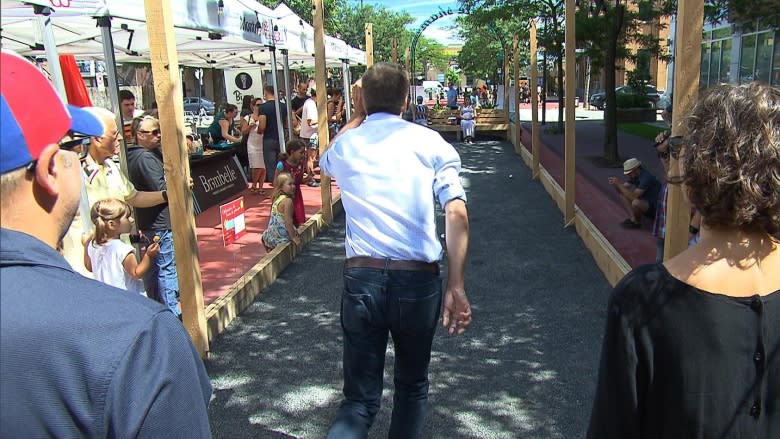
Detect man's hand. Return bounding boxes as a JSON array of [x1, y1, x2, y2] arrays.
[[442, 287, 472, 335]]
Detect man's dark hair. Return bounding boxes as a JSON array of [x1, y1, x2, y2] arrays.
[[361, 62, 409, 116], [310, 88, 317, 97], [119, 89, 135, 102], [264, 85, 275, 96]]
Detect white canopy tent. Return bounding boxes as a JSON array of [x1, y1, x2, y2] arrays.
[[0, 0, 364, 69]]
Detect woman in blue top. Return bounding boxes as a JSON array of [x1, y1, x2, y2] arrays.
[[208, 103, 241, 145]]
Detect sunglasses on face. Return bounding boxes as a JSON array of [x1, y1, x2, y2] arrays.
[[138, 129, 161, 136], [25, 133, 90, 172]]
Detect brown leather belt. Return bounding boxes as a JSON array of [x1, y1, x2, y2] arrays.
[[345, 256, 439, 274]]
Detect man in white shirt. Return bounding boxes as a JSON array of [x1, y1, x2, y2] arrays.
[[299, 89, 320, 187], [321, 62, 472, 439]]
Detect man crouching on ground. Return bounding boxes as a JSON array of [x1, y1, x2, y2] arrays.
[[320, 62, 473, 439]]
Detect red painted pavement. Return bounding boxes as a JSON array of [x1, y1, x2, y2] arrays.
[[196, 181, 340, 306]]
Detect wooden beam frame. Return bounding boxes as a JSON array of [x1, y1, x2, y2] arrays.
[[529, 19, 540, 179], [143, 0, 207, 357], [313, 0, 333, 224], [665, 0, 703, 260], [365, 23, 374, 67], [564, 0, 576, 225]]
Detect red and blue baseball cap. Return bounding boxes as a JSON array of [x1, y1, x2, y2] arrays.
[[1, 50, 104, 174]]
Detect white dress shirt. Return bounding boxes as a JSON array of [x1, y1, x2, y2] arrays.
[[320, 112, 466, 262]]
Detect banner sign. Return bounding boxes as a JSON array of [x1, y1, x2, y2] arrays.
[[190, 151, 248, 215], [224, 67, 265, 107], [219, 196, 246, 246]]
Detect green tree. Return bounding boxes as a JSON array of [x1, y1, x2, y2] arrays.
[[576, 0, 672, 163]]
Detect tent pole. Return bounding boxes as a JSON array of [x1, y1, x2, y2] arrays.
[[33, 6, 66, 99], [96, 16, 129, 175], [281, 49, 294, 141], [269, 46, 286, 153], [342, 59, 352, 120]]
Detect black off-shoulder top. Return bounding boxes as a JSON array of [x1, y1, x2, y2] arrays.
[[587, 264, 779, 438]]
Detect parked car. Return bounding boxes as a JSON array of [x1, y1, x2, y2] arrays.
[[183, 97, 215, 115], [589, 85, 660, 110]]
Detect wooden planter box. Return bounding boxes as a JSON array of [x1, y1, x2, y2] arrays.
[[615, 108, 657, 123]]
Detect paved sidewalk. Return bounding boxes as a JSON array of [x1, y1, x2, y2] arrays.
[[206, 140, 612, 438]]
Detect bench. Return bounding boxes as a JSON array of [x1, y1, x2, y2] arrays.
[[428, 108, 509, 141]]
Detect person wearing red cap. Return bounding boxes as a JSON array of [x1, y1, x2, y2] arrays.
[[0, 50, 212, 437]]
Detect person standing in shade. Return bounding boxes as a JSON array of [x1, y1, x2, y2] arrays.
[[259, 85, 288, 181], [0, 49, 212, 438], [321, 62, 473, 439], [126, 115, 182, 317], [207, 103, 241, 145], [60, 107, 168, 277]]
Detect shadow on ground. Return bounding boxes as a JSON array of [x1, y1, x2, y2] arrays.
[[206, 140, 613, 438]]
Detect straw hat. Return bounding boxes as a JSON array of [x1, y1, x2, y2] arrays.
[[623, 158, 641, 174]]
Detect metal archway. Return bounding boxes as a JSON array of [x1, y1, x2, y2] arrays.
[[409, 5, 470, 84]]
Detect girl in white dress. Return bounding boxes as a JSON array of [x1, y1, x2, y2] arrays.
[[85, 198, 159, 296]]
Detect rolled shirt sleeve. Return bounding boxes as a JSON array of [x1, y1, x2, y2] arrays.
[[433, 146, 467, 209]]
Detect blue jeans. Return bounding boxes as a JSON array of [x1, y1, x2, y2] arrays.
[[142, 230, 180, 317], [327, 266, 442, 439]]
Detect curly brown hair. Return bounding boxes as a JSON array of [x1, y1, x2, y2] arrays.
[[681, 82, 780, 235]]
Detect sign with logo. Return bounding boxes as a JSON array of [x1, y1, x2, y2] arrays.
[[219, 196, 247, 246], [224, 67, 265, 106], [190, 151, 248, 215]]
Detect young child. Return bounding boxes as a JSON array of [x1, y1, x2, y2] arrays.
[[85, 198, 160, 296], [275, 139, 311, 227], [262, 173, 301, 251]]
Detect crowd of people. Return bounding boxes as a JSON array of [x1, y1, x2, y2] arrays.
[[1, 44, 778, 438]]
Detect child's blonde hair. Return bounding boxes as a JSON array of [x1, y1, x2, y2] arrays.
[[271, 172, 294, 203], [90, 198, 132, 245]]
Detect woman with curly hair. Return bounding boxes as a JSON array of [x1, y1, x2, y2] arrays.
[[588, 82, 780, 438]]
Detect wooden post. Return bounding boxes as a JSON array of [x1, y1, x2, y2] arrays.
[[365, 23, 374, 67], [391, 37, 398, 63], [143, 0, 208, 357], [529, 19, 540, 179], [404, 46, 410, 72], [665, 0, 702, 260], [564, 0, 576, 225], [313, 0, 333, 224]]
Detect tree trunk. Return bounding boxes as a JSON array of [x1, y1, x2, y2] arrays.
[[602, 4, 625, 164]]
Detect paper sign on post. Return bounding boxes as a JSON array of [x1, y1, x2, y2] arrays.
[[219, 197, 246, 246]]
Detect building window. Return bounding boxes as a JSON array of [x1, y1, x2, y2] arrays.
[[773, 31, 780, 86], [719, 38, 732, 84], [755, 31, 774, 84], [740, 34, 757, 83], [701, 43, 711, 87]]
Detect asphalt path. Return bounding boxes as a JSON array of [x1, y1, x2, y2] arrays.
[[206, 139, 613, 438]]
